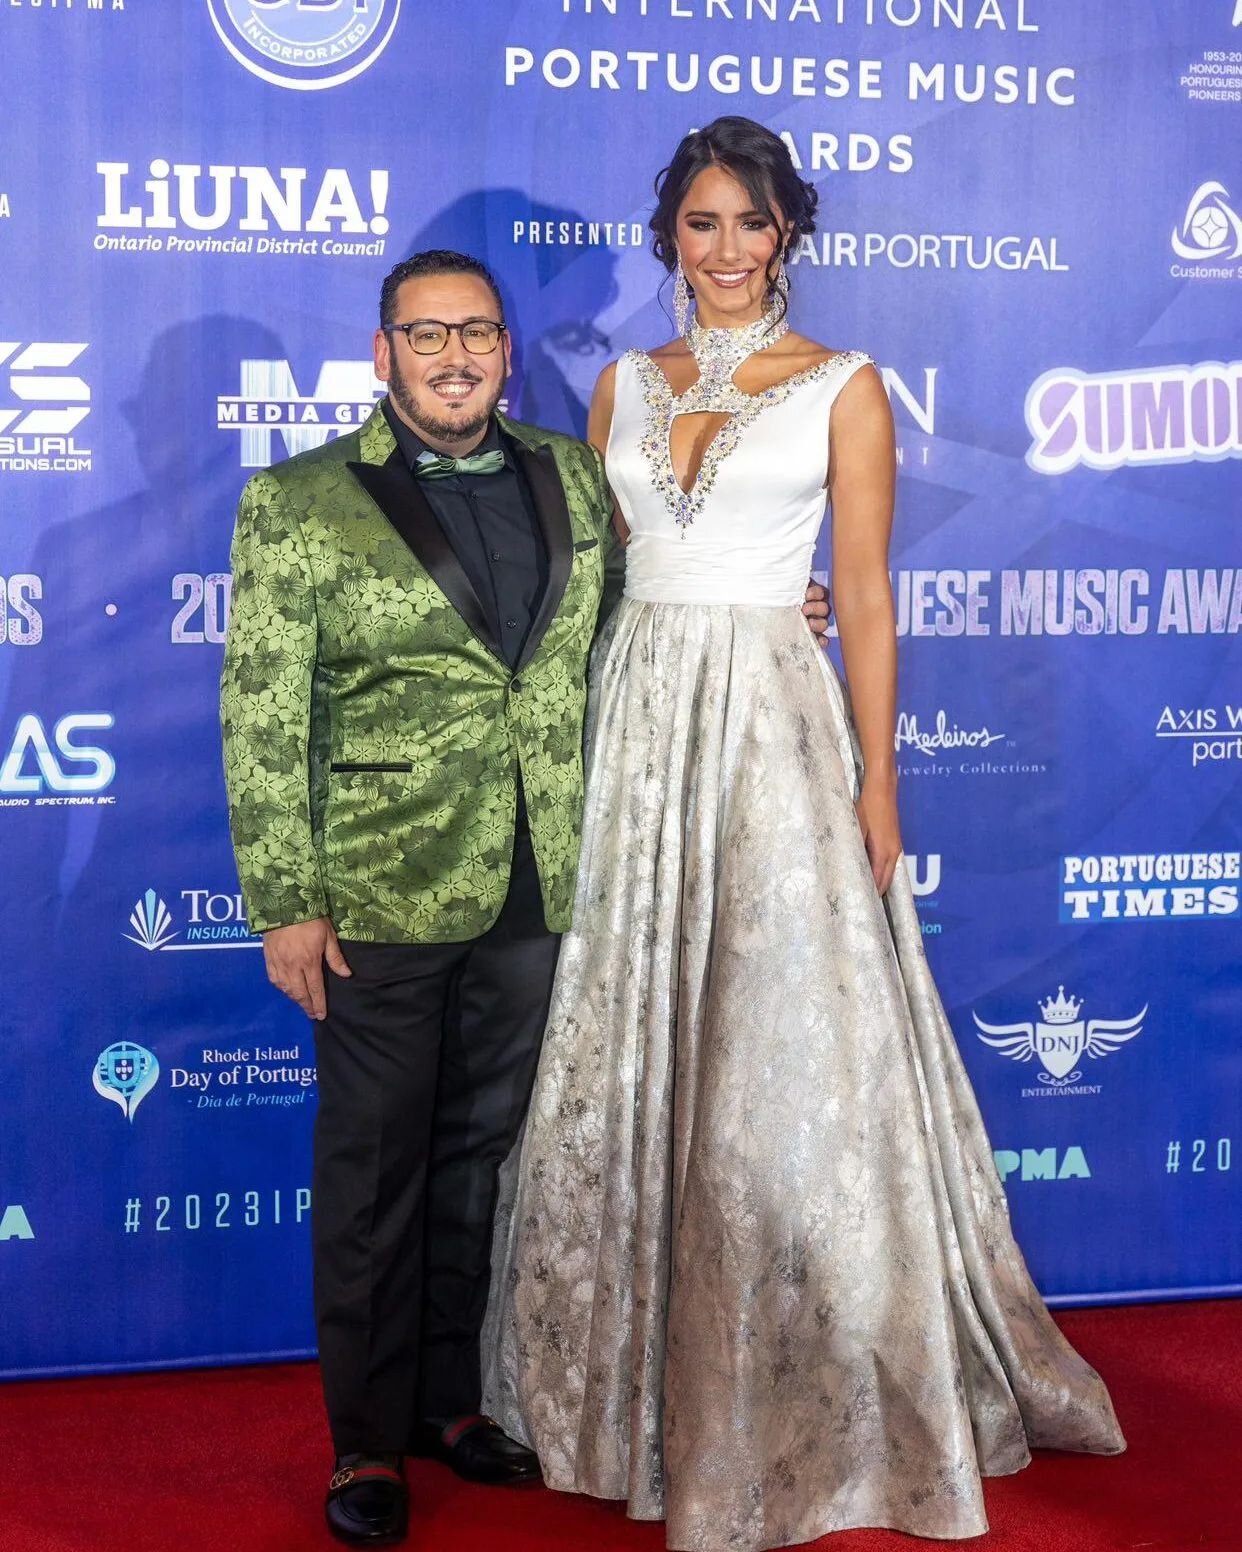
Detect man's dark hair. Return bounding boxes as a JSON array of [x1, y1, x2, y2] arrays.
[[379, 250, 505, 328]]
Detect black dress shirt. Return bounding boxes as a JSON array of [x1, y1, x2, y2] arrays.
[[383, 399, 547, 670]]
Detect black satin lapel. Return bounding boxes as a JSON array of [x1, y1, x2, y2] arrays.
[[513, 442, 574, 671], [346, 452, 502, 660]]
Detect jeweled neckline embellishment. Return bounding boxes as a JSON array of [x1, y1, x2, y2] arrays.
[[685, 308, 790, 377], [630, 313, 868, 533]]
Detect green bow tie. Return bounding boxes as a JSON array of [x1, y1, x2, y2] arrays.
[[414, 448, 505, 480]]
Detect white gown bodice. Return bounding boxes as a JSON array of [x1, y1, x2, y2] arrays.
[[606, 347, 872, 608]]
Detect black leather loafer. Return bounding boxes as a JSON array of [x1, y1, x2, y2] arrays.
[[324, 1456, 409, 1546], [412, 1414, 541, 1485]]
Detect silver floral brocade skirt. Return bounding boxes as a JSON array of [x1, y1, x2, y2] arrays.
[[482, 599, 1125, 1551]]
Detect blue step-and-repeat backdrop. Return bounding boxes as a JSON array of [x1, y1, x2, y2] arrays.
[[1, 1, 1238, 1378]]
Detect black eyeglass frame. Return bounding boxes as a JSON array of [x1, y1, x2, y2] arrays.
[[381, 318, 508, 355]]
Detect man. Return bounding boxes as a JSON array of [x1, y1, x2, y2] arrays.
[[221, 250, 832, 1545]]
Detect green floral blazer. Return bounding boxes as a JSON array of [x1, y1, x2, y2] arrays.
[[220, 403, 619, 942]]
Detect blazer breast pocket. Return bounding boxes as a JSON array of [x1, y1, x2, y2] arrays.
[[329, 762, 413, 773]]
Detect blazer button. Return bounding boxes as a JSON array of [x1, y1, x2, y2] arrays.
[[510, 678, 523, 694]]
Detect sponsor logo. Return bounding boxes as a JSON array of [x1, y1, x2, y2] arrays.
[[94, 1041, 160, 1123], [881, 368, 937, 436], [0, 1206, 34, 1243], [893, 707, 1042, 779], [96, 161, 389, 257], [878, 367, 937, 469], [1171, 181, 1242, 278], [993, 1146, 1091, 1183], [975, 986, 1146, 1093], [904, 854, 941, 899], [172, 1049, 318, 1111], [95, 1033, 315, 1120], [896, 711, 1006, 759], [905, 853, 943, 938], [206, 0, 402, 92], [0, 576, 43, 646], [0, 343, 92, 474], [171, 1044, 317, 1109], [123, 887, 262, 951], [217, 358, 383, 466], [1060, 851, 1240, 922], [1025, 361, 1242, 474], [0, 713, 115, 804], [792, 231, 1066, 273], [1155, 703, 1242, 767]]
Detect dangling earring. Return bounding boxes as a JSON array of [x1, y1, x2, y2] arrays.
[[774, 252, 791, 311], [673, 254, 691, 336]]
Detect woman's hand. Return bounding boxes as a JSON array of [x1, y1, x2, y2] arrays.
[[854, 777, 902, 895]]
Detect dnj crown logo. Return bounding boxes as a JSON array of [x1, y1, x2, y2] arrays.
[[206, 0, 403, 92], [94, 1041, 160, 1122], [973, 985, 1146, 1089]]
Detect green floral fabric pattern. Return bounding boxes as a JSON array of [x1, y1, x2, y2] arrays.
[[220, 406, 612, 942]]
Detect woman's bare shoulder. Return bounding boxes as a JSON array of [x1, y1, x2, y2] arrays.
[[781, 330, 863, 371], [647, 337, 693, 362]]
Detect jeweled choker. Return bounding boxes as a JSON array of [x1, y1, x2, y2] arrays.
[[685, 304, 790, 386]]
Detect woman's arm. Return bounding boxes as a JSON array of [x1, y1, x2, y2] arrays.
[[828, 364, 901, 893], [587, 361, 630, 545]]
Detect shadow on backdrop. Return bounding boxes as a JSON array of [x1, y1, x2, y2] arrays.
[[1, 314, 287, 1019]]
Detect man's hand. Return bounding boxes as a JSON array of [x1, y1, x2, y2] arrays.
[[802, 579, 833, 648], [263, 918, 351, 1021]]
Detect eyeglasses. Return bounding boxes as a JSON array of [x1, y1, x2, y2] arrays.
[[383, 318, 507, 355]]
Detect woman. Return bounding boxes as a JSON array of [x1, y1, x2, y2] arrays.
[[484, 116, 1124, 1549]]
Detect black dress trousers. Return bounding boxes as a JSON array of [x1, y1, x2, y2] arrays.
[[311, 794, 560, 1453]]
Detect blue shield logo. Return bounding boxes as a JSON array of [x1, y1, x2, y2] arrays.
[[93, 1041, 160, 1122], [206, 0, 402, 91]]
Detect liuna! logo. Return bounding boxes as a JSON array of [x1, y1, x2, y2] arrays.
[[206, 0, 403, 92], [973, 985, 1146, 1089]]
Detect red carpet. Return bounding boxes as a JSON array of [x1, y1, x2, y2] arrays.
[[2, 1301, 1239, 1552]]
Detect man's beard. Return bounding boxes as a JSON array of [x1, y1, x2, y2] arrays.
[[388, 357, 504, 446]]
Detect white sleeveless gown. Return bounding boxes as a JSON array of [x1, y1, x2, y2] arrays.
[[483, 349, 1124, 1550]]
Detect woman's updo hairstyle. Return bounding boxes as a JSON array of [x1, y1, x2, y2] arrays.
[[650, 116, 819, 326]]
